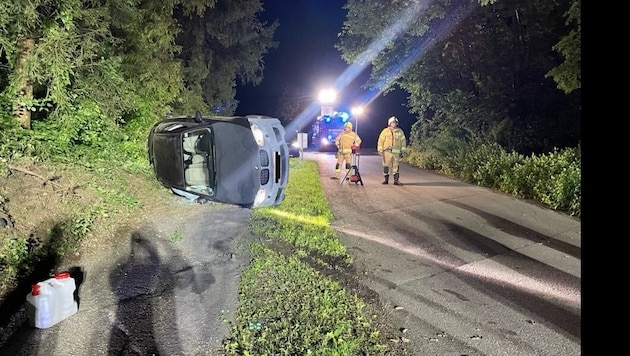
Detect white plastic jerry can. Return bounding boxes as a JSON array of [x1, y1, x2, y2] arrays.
[[26, 272, 78, 329]]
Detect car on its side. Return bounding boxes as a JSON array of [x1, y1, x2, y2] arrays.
[[148, 112, 289, 208]]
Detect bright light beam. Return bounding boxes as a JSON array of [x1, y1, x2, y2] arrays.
[[287, 0, 474, 135], [372, 2, 476, 92], [331, 0, 434, 109]]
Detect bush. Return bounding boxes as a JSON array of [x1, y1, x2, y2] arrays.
[[405, 143, 581, 217]]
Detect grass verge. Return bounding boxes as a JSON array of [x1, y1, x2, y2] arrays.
[[223, 158, 396, 355]]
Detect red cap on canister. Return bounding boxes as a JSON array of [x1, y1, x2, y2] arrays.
[[31, 284, 41, 296], [54, 272, 70, 279]]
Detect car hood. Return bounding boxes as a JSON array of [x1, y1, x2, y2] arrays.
[[212, 121, 260, 207]]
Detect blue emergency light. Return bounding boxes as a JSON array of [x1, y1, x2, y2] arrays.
[[338, 111, 349, 122]]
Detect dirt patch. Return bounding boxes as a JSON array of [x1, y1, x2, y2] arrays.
[[1, 161, 87, 238], [0, 158, 179, 299]]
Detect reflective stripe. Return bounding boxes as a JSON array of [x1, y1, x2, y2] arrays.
[[378, 127, 407, 154]]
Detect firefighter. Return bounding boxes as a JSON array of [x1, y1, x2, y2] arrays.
[[377, 116, 407, 185], [331, 121, 362, 180]]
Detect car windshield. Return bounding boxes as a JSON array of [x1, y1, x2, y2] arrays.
[[182, 128, 215, 196]]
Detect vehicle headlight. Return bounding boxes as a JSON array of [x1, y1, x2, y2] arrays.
[[253, 188, 267, 207], [292, 141, 300, 148], [321, 138, 330, 145], [251, 123, 265, 146]]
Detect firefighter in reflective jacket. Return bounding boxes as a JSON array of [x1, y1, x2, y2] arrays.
[[331, 121, 362, 180], [377, 116, 407, 185]]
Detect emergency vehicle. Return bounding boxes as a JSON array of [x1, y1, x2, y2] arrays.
[[310, 111, 350, 152]]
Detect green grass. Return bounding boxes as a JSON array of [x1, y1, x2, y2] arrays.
[[224, 159, 390, 355], [170, 231, 183, 243], [249, 159, 346, 258]]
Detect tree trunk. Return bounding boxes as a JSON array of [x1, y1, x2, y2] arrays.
[[13, 37, 35, 129]]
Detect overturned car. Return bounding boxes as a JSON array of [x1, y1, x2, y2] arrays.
[[148, 112, 289, 208]]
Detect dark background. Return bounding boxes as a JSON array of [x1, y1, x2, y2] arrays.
[[234, 0, 414, 149]]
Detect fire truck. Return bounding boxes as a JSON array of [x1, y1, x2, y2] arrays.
[[310, 111, 350, 152]]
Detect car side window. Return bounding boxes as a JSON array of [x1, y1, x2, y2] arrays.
[[183, 128, 213, 195]]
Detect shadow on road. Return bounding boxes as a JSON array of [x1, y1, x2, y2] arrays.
[[108, 233, 182, 355]]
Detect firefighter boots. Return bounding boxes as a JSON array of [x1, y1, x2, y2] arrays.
[[393, 173, 403, 186], [382, 175, 389, 185]]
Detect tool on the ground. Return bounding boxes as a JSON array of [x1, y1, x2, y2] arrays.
[[341, 145, 363, 185]]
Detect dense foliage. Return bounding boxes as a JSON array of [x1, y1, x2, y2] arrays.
[[337, 0, 580, 156], [404, 143, 580, 216], [0, 0, 276, 168]]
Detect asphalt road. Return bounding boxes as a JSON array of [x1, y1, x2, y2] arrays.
[[309, 150, 581, 355], [0, 151, 581, 355]]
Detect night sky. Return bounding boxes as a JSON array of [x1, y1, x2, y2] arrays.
[[234, 0, 414, 148]]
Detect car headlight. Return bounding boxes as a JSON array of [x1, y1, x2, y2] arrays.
[[292, 141, 300, 148], [253, 188, 267, 207], [321, 138, 330, 145], [251, 123, 265, 146]]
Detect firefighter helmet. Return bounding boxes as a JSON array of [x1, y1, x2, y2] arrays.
[[388, 116, 398, 125], [344, 121, 353, 129]]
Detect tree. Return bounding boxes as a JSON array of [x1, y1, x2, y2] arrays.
[[545, 0, 581, 94], [336, 0, 580, 154], [0, 0, 188, 130], [0, 0, 118, 128], [173, 0, 277, 115], [276, 84, 311, 130]]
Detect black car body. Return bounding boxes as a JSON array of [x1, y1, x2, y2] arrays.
[[148, 113, 289, 208]]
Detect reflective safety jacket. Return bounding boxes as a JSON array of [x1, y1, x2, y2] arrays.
[[335, 129, 362, 154], [377, 127, 407, 154]]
